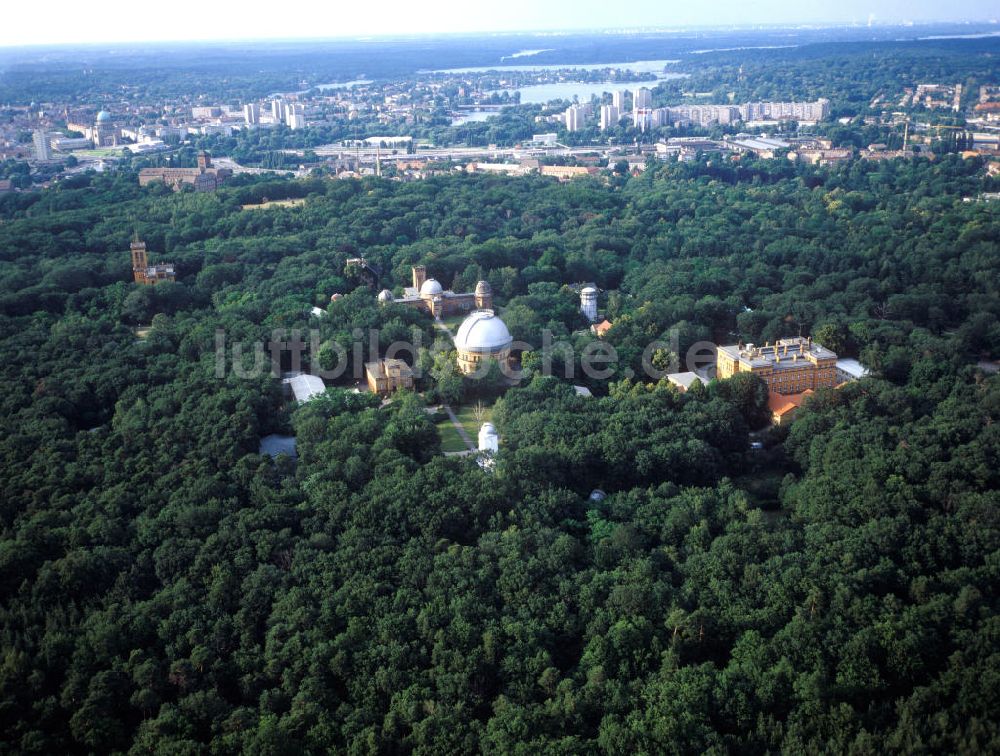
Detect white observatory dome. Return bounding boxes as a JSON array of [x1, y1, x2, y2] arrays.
[[377, 289, 393, 303], [419, 278, 443, 296], [455, 311, 512, 353], [478, 422, 499, 453]]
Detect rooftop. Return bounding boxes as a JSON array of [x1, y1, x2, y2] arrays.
[[455, 310, 512, 353], [836, 358, 869, 379], [719, 337, 836, 370], [283, 373, 326, 402], [667, 371, 708, 391], [768, 389, 814, 418]]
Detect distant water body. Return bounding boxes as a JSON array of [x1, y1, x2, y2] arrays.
[[431, 58, 687, 107], [430, 59, 681, 74], [316, 79, 374, 90], [501, 49, 554, 60], [690, 44, 799, 54], [451, 110, 496, 125]]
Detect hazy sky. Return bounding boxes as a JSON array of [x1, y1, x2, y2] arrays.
[[2, 0, 997, 47]]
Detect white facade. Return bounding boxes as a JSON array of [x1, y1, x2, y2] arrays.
[[612, 90, 627, 110], [633, 108, 653, 132], [599, 105, 620, 131], [564, 105, 586, 132], [580, 286, 598, 322], [478, 422, 499, 470], [835, 358, 870, 383], [633, 87, 652, 111], [531, 133, 558, 146], [244, 103, 260, 125], [478, 422, 499, 454]]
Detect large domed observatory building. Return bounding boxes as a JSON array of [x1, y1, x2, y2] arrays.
[[454, 310, 513, 375]]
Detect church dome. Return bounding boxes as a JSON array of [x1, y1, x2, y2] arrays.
[[475, 280, 491, 296], [377, 289, 393, 303], [455, 310, 512, 353], [420, 278, 443, 296], [96, 110, 112, 122]]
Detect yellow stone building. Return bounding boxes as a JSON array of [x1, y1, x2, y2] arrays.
[[716, 337, 838, 395], [365, 358, 415, 396]]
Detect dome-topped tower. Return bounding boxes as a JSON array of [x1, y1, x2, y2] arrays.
[[419, 278, 443, 297], [93, 110, 116, 147], [474, 280, 492, 310], [454, 310, 512, 375]]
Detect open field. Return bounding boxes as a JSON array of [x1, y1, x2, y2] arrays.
[[241, 198, 306, 210], [435, 418, 470, 452], [452, 402, 493, 439]]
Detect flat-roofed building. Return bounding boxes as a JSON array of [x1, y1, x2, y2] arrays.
[[667, 371, 708, 393], [530, 133, 558, 146], [599, 104, 620, 131], [835, 358, 870, 383], [717, 337, 837, 395], [365, 358, 415, 396], [283, 373, 326, 402]]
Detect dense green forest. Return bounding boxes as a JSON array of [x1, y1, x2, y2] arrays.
[[0, 152, 998, 752]]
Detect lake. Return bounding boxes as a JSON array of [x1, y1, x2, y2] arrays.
[[431, 58, 681, 74], [451, 110, 499, 125], [316, 79, 374, 90]]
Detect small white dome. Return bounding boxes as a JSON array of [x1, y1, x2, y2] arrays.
[[377, 289, 393, 303], [455, 310, 512, 353], [420, 278, 443, 296], [581, 286, 597, 296], [478, 422, 499, 453]]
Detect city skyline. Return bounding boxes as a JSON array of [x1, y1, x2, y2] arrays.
[[1, 0, 998, 47]]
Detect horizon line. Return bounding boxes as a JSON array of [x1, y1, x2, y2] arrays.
[[0, 18, 998, 52]]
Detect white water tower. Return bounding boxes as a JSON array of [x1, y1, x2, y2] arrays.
[[580, 286, 598, 322]]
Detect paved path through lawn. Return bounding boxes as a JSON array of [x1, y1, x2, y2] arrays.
[[444, 404, 476, 452]]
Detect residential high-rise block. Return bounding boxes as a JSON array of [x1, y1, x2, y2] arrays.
[[633, 87, 652, 111], [599, 105, 620, 130]]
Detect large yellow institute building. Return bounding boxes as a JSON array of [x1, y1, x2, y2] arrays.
[[717, 337, 838, 395]]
